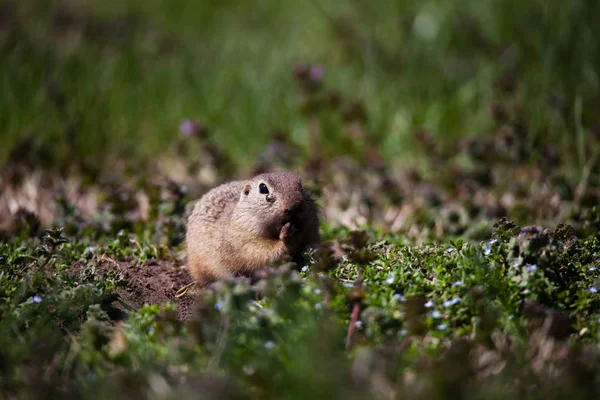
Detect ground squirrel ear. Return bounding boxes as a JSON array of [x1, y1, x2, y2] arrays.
[[243, 184, 251, 195]]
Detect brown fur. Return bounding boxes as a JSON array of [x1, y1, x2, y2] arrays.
[[185, 172, 320, 286]]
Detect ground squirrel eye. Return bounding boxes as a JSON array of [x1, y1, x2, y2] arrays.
[[259, 183, 269, 194]]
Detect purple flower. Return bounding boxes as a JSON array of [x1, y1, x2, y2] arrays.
[[589, 287, 598, 294], [214, 302, 223, 310], [179, 119, 198, 136], [445, 248, 454, 254], [32, 296, 42, 303], [309, 65, 325, 82]]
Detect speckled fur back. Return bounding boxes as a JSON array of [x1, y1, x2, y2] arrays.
[[189, 181, 244, 225]]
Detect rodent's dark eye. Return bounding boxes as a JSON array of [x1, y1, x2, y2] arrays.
[[259, 183, 269, 194]]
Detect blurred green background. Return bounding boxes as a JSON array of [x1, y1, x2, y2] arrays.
[[1, 0, 599, 170]]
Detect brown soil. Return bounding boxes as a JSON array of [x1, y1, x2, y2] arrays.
[[67, 258, 196, 321]]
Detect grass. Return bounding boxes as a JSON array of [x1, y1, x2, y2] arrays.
[[3, 0, 599, 169], [2, 0, 600, 398]]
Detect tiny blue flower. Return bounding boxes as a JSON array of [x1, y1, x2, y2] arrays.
[[526, 264, 537, 273], [392, 293, 405, 302], [507, 315, 514, 320], [489, 239, 498, 245], [445, 248, 454, 254], [314, 288, 322, 295], [589, 266, 597, 272], [424, 300, 434, 308], [385, 274, 395, 284], [148, 327, 153, 333], [264, 341, 275, 349], [443, 297, 461, 307], [431, 311, 441, 319], [315, 303, 322, 310], [301, 265, 309, 272], [589, 287, 598, 294], [343, 282, 353, 288], [32, 296, 42, 303], [452, 280, 464, 287], [214, 302, 223, 310], [437, 324, 448, 331], [484, 246, 492, 256], [355, 320, 363, 329], [513, 259, 522, 267], [399, 329, 408, 336], [523, 289, 530, 294]]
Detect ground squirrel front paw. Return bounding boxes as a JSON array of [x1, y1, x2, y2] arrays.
[[279, 222, 297, 243]]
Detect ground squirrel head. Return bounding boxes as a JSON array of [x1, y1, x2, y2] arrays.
[[231, 172, 314, 238]]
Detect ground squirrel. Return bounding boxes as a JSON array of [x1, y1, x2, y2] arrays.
[[185, 172, 320, 286]]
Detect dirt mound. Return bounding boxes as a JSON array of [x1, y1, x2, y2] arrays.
[[67, 258, 196, 321]]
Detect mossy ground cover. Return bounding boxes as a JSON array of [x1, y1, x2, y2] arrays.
[[2, 0, 600, 398]]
